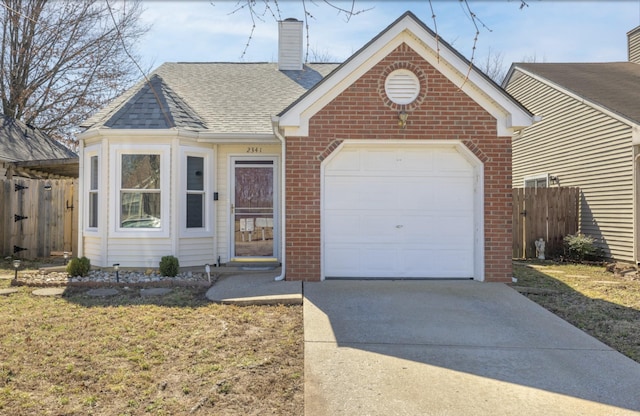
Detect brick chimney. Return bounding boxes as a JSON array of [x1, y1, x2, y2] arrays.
[[278, 18, 303, 70], [627, 26, 640, 63]]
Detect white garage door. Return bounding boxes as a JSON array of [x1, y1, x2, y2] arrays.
[[323, 144, 478, 279]]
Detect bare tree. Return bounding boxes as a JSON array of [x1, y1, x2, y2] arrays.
[[0, 0, 148, 146], [227, 0, 529, 77], [479, 47, 507, 84]]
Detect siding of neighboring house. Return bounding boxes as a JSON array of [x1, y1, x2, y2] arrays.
[[507, 72, 634, 261], [285, 43, 513, 282], [628, 26, 640, 64]]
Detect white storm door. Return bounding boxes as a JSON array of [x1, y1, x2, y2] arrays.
[[230, 158, 278, 259]]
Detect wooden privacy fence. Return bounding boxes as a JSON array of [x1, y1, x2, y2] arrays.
[[0, 177, 77, 259], [512, 187, 580, 259]]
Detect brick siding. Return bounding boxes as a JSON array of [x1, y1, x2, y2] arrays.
[[285, 43, 512, 282]]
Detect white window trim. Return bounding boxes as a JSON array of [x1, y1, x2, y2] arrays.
[[84, 144, 101, 235], [180, 146, 215, 237], [110, 144, 170, 238], [524, 173, 549, 188]]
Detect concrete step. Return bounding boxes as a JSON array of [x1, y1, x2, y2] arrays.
[[222, 260, 281, 271]]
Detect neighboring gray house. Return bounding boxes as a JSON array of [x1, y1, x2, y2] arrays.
[[0, 115, 77, 178], [504, 26, 640, 263]]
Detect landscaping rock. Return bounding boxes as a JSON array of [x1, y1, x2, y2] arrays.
[[32, 288, 65, 296]]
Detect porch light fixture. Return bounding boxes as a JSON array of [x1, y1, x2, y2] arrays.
[[12, 259, 21, 280], [398, 110, 409, 129], [63, 251, 69, 265], [549, 175, 559, 185], [113, 263, 120, 283]]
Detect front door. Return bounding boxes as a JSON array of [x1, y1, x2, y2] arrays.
[[231, 158, 277, 259]]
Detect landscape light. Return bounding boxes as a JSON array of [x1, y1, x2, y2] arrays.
[[12, 259, 21, 280]]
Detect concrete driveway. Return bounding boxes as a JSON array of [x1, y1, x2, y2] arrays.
[[303, 280, 640, 415]]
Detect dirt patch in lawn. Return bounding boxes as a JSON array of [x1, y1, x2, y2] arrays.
[[513, 261, 640, 364], [0, 281, 303, 415]]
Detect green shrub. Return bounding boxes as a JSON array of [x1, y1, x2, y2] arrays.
[[159, 255, 180, 277], [66, 256, 91, 277], [564, 233, 597, 261]]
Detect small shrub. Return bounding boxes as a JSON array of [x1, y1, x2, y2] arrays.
[[159, 255, 179, 277], [564, 233, 597, 261], [66, 256, 91, 277]]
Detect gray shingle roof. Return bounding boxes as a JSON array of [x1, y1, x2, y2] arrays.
[[104, 74, 206, 129], [514, 62, 640, 124], [0, 116, 77, 163], [82, 63, 339, 134]]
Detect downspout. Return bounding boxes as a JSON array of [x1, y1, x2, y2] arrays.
[[77, 141, 85, 258], [271, 116, 286, 281]]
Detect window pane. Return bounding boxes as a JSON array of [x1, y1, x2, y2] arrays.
[[90, 156, 98, 190], [121, 154, 160, 189], [89, 192, 98, 228], [186, 194, 204, 228], [120, 192, 161, 228], [187, 156, 204, 191]]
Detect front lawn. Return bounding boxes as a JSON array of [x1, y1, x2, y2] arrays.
[[513, 261, 640, 363], [0, 280, 303, 415]]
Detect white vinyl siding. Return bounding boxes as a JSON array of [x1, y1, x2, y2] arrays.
[[83, 236, 103, 265], [507, 72, 634, 261], [628, 26, 640, 64], [178, 237, 215, 267], [107, 238, 173, 268]]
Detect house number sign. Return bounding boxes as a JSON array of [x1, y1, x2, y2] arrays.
[[246, 147, 263, 153]]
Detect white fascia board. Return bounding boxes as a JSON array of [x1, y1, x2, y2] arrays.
[[195, 132, 279, 143], [77, 127, 278, 143], [279, 15, 536, 137]]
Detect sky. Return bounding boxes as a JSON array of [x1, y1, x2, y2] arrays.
[[136, 1, 640, 74]]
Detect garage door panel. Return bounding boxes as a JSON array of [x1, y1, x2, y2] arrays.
[[434, 150, 473, 172], [399, 248, 473, 277], [325, 245, 398, 277], [323, 144, 479, 279], [326, 212, 397, 243], [325, 213, 361, 242], [398, 149, 435, 173], [325, 177, 399, 210], [398, 214, 473, 246], [325, 246, 361, 276]]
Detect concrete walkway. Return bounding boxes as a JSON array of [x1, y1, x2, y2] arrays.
[[205, 271, 302, 305], [303, 280, 640, 416]]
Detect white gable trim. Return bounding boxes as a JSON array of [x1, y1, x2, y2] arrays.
[[278, 14, 535, 137]]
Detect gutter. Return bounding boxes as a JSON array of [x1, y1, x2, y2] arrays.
[[271, 116, 286, 281]]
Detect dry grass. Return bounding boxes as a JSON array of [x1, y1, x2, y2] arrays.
[[0, 278, 303, 415], [513, 261, 640, 363]]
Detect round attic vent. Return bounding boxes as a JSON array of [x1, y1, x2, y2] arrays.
[[384, 69, 420, 105]]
